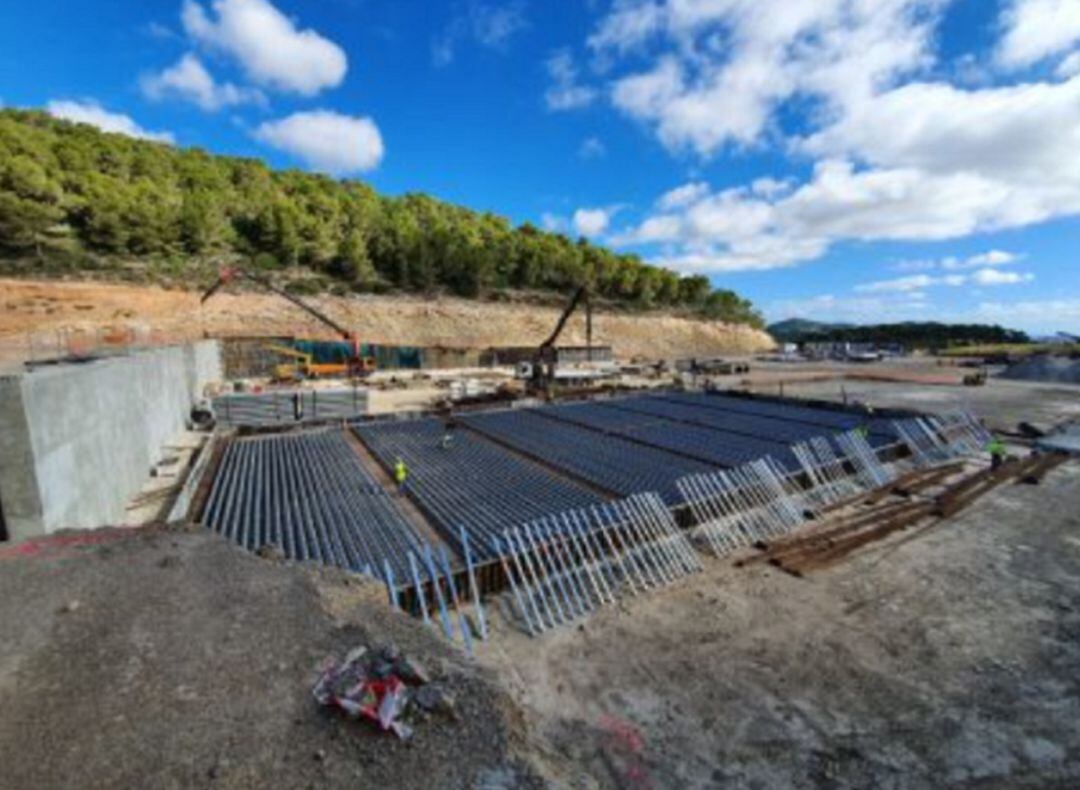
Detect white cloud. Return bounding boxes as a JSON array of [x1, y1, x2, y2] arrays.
[[596, 0, 945, 156], [1058, 50, 1080, 77], [46, 100, 174, 143], [541, 212, 568, 233], [766, 293, 933, 325], [856, 268, 1033, 292], [964, 298, 1080, 331], [253, 111, 384, 175], [943, 250, 1020, 269], [751, 177, 793, 198], [545, 50, 598, 111], [182, 0, 346, 96], [969, 268, 1034, 285], [141, 53, 264, 111], [656, 181, 709, 210], [892, 258, 941, 272], [472, 1, 528, 48], [573, 206, 617, 237], [997, 0, 1080, 68], [579, 136, 607, 159], [609, 71, 1080, 271], [651, 235, 829, 273], [563, 4, 1080, 278], [856, 274, 954, 293], [587, 0, 665, 55], [432, 1, 528, 66], [800, 77, 1080, 189], [894, 250, 1021, 272]]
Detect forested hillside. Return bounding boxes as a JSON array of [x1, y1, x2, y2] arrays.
[[768, 320, 1029, 347], [0, 109, 762, 327]]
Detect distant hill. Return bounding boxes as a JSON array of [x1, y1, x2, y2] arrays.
[[768, 318, 852, 342], [0, 109, 763, 327], [768, 319, 1029, 348]]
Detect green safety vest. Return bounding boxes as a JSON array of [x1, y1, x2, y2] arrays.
[[394, 462, 407, 482]]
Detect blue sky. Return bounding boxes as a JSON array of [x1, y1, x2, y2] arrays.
[[2, 0, 1079, 333]]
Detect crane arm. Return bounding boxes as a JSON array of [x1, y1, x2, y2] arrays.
[[199, 266, 353, 340], [539, 284, 591, 350]]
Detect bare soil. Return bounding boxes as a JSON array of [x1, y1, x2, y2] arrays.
[[2, 461, 1078, 788], [0, 278, 774, 363], [0, 528, 541, 790], [476, 460, 1080, 787]]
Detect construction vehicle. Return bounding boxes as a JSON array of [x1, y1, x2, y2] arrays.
[[200, 266, 376, 379], [963, 368, 988, 386], [517, 285, 616, 396], [260, 343, 372, 381]]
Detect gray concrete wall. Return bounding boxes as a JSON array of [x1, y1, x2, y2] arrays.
[[0, 375, 45, 542], [0, 341, 222, 540]]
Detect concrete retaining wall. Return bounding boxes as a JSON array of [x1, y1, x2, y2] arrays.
[[0, 341, 222, 541]]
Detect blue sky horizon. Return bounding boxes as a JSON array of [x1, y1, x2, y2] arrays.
[[1, 0, 1078, 334]]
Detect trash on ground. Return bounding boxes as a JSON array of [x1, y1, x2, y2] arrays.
[[312, 644, 450, 740]]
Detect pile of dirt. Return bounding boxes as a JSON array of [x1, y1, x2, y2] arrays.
[[999, 354, 1080, 384], [0, 527, 541, 789], [0, 277, 775, 363]]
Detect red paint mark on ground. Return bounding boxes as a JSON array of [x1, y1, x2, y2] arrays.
[[0, 529, 140, 561], [599, 714, 652, 789]]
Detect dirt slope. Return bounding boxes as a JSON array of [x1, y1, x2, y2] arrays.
[[0, 527, 541, 789], [0, 277, 774, 360]]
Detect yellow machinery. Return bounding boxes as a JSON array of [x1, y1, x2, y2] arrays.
[[264, 343, 375, 381], [202, 266, 377, 379]]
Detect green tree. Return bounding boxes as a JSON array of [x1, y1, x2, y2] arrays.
[[0, 108, 769, 328]]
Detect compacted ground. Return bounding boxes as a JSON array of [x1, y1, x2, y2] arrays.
[[2, 460, 1077, 789], [2, 373, 1078, 788], [476, 459, 1080, 787]]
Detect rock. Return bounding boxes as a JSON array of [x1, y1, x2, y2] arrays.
[[379, 643, 401, 663], [415, 684, 457, 718], [59, 600, 81, 614], [257, 543, 285, 561], [393, 656, 431, 685], [1021, 737, 1064, 770], [370, 659, 395, 679], [158, 555, 181, 568], [313, 749, 327, 762]]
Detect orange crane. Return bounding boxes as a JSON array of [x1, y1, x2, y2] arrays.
[[200, 266, 375, 379]]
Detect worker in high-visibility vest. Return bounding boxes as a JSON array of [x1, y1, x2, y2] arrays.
[[986, 436, 1007, 471], [852, 404, 874, 438], [394, 458, 408, 493]]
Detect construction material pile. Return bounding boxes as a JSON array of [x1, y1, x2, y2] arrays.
[[739, 453, 1068, 575], [999, 354, 1080, 384]]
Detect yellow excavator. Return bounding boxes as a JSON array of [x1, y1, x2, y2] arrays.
[[261, 343, 374, 382], [201, 265, 376, 379]]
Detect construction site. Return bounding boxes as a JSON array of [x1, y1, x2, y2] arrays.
[[0, 271, 1077, 788]]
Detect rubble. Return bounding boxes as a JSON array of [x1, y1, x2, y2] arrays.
[[312, 644, 454, 740]]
